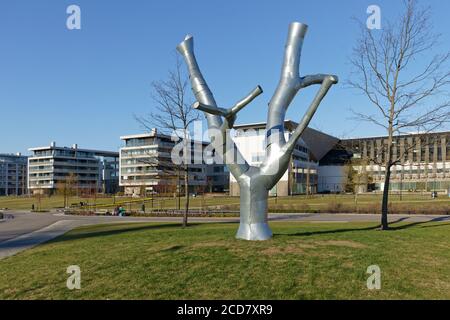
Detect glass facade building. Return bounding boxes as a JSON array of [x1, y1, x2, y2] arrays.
[[340, 131, 450, 192]]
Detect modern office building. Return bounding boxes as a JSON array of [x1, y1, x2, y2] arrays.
[[0, 153, 28, 196], [229, 121, 338, 196], [28, 142, 119, 195], [228, 122, 450, 195], [337, 131, 450, 193], [316, 141, 354, 193], [120, 129, 229, 196]]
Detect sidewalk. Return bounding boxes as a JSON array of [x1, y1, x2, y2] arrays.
[[0, 220, 80, 259]]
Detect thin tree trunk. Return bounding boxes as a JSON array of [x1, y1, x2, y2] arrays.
[[381, 166, 391, 230], [177, 167, 181, 210], [64, 184, 67, 208], [183, 164, 189, 228]]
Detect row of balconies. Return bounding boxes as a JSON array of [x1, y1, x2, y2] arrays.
[[119, 179, 208, 186], [120, 153, 207, 162], [120, 153, 158, 160], [29, 176, 99, 182], [28, 183, 98, 189], [29, 177, 99, 183], [29, 161, 99, 168], [120, 170, 161, 176], [0, 183, 26, 187], [0, 168, 20, 173], [30, 154, 101, 161], [121, 173, 207, 181], [372, 173, 449, 181], [120, 152, 172, 161], [121, 149, 210, 160], [0, 176, 26, 180], [29, 167, 99, 174]]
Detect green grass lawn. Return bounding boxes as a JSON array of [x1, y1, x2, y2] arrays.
[[1, 193, 450, 214], [0, 195, 119, 211], [0, 221, 449, 299]]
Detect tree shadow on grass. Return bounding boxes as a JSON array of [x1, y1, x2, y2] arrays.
[[388, 216, 450, 230], [274, 216, 450, 237], [275, 224, 382, 238], [160, 245, 184, 252], [418, 222, 450, 229], [48, 223, 202, 244], [273, 217, 412, 238]]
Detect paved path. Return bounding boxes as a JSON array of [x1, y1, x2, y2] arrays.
[[0, 211, 448, 260]]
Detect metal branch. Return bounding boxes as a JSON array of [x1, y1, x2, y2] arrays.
[[260, 22, 338, 191], [192, 102, 228, 117], [177, 34, 250, 178], [193, 85, 263, 127], [284, 75, 338, 153], [229, 86, 263, 119], [265, 22, 308, 152], [298, 74, 338, 90]]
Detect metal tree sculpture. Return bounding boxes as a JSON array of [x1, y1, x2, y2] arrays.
[[177, 22, 338, 240]]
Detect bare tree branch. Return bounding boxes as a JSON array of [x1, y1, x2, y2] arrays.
[[133, 54, 200, 227]]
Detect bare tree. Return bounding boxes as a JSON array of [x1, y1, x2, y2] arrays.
[[344, 157, 373, 200], [55, 173, 78, 208], [348, 0, 450, 229], [135, 56, 200, 227]]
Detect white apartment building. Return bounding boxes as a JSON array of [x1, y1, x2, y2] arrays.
[[120, 129, 228, 196], [229, 121, 337, 196], [28, 142, 119, 195]]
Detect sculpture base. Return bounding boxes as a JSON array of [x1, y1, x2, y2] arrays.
[[235, 222, 273, 241]]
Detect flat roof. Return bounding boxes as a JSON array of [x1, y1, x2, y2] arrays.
[[342, 130, 450, 141], [233, 119, 298, 130], [233, 120, 339, 139], [121, 132, 210, 145], [0, 153, 27, 158], [120, 133, 155, 140], [28, 145, 118, 156]]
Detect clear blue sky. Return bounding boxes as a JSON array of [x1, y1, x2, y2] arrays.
[[1, 0, 449, 154]]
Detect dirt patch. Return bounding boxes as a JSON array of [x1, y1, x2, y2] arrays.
[[283, 245, 305, 254], [191, 241, 230, 249], [261, 247, 282, 255], [261, 245, 305, 256], [341, 261, 355, 268], [316, 240, 367, 248], [285, 242, 316, 249], [189, 239, 365, 256]]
